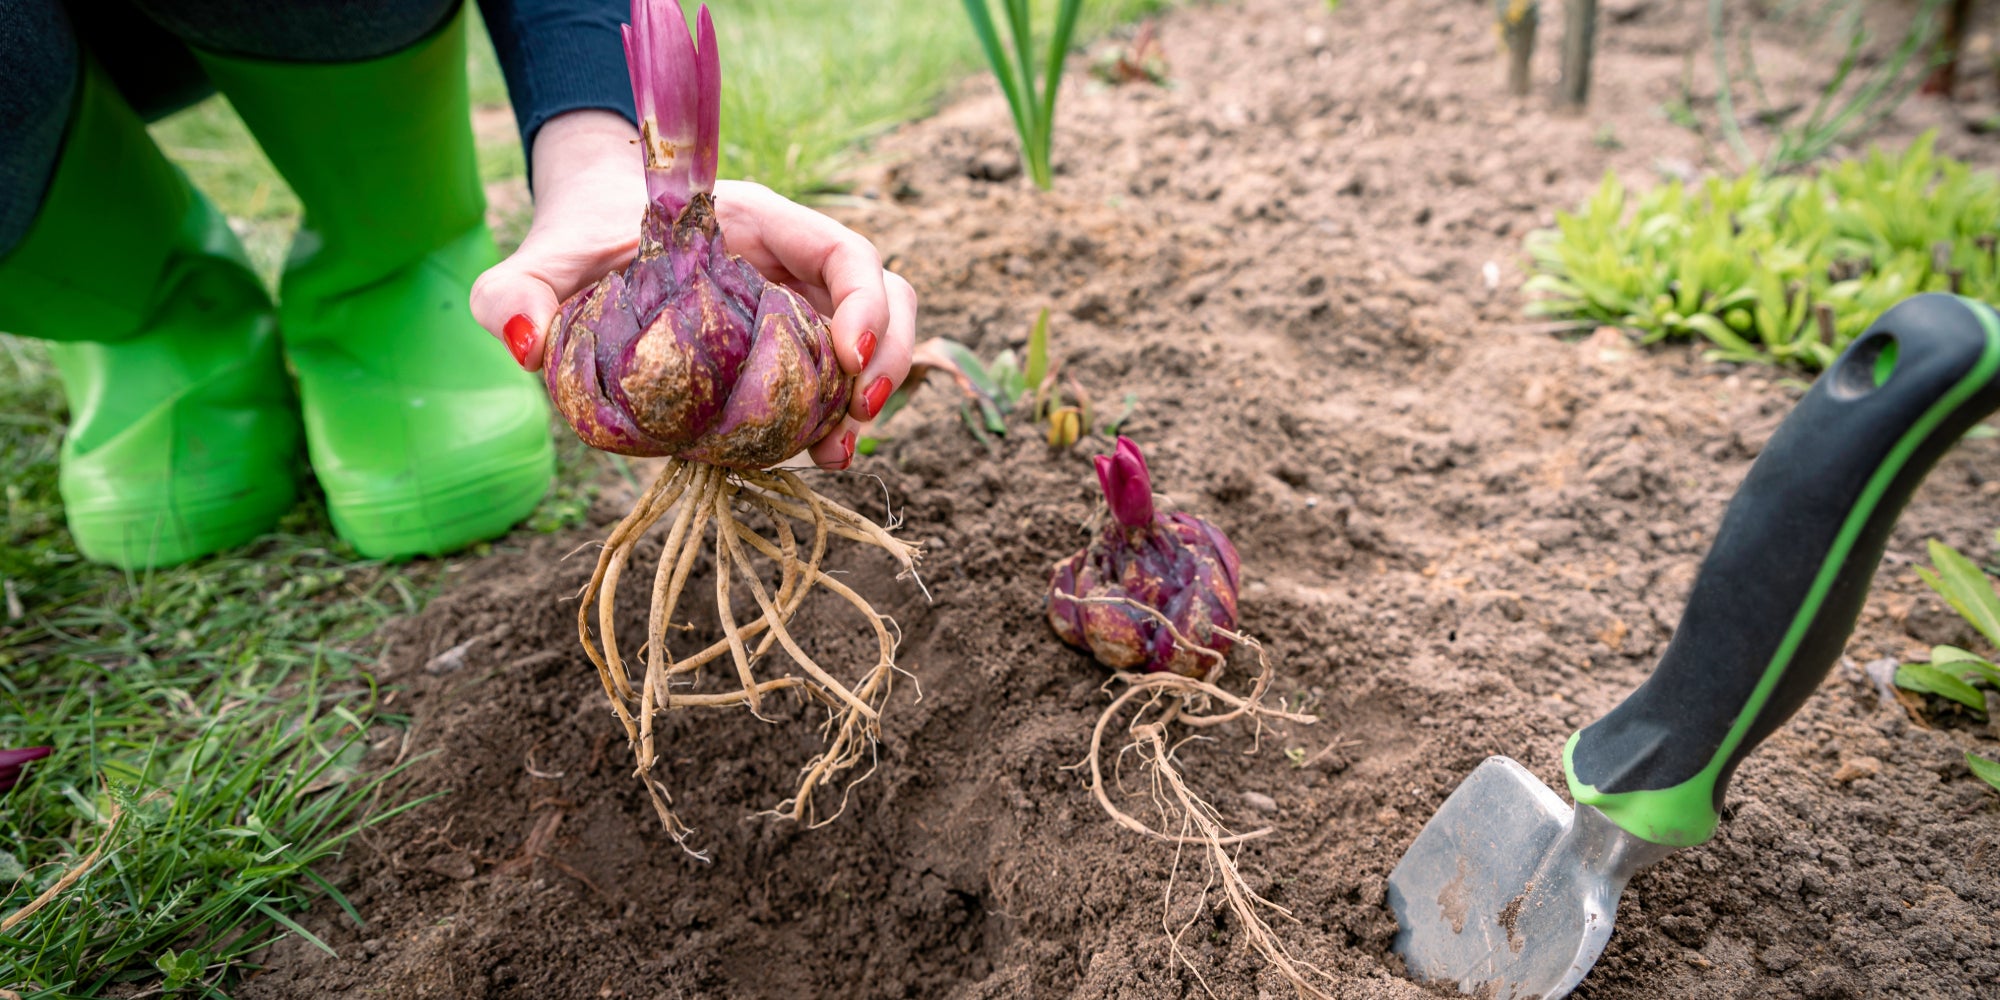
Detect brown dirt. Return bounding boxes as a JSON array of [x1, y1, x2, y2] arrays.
[[243, 1, 2000, 997]]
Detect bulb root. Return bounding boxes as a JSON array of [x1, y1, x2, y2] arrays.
[[1063, 594, 1333, 1000], [575, 459, 921, 849]]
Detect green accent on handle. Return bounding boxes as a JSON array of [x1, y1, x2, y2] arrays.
[[1566, 297, 2000, 847], [1874, 338, 1900, 387]]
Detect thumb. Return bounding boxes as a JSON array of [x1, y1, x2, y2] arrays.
[[470, 257, 565, 372]]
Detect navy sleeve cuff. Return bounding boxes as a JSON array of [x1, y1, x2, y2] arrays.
[[478, 0, 636, 184]]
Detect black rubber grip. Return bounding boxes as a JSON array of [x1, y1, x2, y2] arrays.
[[1571, 294, 2000, 810]]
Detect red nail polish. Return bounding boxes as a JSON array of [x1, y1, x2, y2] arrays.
[[839, 429, 858, 468], [855, 329, 877, 370], [503, 314, 536, 367], [863, 377, 892, 419]]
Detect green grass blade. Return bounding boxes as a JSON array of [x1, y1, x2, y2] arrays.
[[252, 901, 337, 958], [1004, 0, 1039, 115], [304, 869, 365, 928], [1037, 0, 1086, 186], [1797, 19, 1864, 139], [1969, 752, 2000, 791], [961, 0, 1034, 157]]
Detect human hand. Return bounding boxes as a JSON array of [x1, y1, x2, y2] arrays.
[[469, 111, 916, 470]]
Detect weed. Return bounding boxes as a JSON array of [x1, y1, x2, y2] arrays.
[[871, 310, 1137, 456], [1893, 539, 2000, 793]]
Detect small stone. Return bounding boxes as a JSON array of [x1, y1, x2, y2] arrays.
[[1862, 658, 1902, 706], [1832, 756, 1881, 784], [1654, 157, 1697, 183], [1584, 326, 1635, 363], [1242, 791, 1279, 815], [968, 147, 1021, 183], [425, 641, 471, 674], [425, 852, 477, 881]]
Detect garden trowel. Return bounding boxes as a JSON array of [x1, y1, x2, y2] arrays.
[[1387, 294, 2000, 999]]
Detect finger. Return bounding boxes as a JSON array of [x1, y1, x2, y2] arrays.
[[781, 277, 835, 317], [807, 416, 863, 471], [470, 259, 564, 372], [850, 270, 918, 422], [718, 182, 890, 377]]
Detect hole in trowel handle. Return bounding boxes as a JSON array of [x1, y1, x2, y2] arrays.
[[1828, 331, 1899, 401]]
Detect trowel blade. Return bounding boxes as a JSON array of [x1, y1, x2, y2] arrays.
[[1386, 756, 1639, 1000]]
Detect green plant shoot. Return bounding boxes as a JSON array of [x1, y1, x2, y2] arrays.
[[961, 0, 1083, 189], [1885, 539, 2000, 796], [861, 310, 1129, 455], [1968, 752, 2000, 793]]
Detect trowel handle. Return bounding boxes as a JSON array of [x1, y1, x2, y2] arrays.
[[1565, 294, 2000, 848]]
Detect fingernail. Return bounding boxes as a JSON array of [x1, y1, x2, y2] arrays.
[[855, 328, 877, 370], [863, 376, 892, 419], [839, 429, 858, 469], [503, 314, 537, 367]]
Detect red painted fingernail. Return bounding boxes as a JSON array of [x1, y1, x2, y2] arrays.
[[503, 314, 536, 367], [863, 377, 892, 419], [839, 429, 858, 468], [855, 328, 877, 370]]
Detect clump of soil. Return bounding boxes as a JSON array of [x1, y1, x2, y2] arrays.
[[242, 0, 2000, 996]]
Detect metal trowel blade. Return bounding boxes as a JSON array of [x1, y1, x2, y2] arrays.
[[1385, 756, 1671, 999]]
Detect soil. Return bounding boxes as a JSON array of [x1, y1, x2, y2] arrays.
[[243, 1, 2000, 997]]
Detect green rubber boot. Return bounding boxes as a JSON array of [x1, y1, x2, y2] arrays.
[[0, 60, 299, 569], [193, 6, 553, 560]]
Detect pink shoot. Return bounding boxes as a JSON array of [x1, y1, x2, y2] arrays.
[[1094, 436, 1156, 529], [623, 0, 721, 217]]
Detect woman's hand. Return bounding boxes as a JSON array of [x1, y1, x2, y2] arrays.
[[470, 110, 917, 470]]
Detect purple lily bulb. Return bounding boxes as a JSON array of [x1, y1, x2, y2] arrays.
[[1049, 437, 1243, 678], [544, 0, 849, 469]]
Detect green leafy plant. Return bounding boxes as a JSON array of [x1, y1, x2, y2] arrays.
[[869, 309, 1136, 455], [152, 947, 209, 994], [1091, 22, 1169, 86], [1894, 538, 2000, 793], [961, 0, 1083, 189], [1524, 132, 2000, 369]]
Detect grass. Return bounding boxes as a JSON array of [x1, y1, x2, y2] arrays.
[[709, 0, 1172, 197], [0, 3, 1172, 994]]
